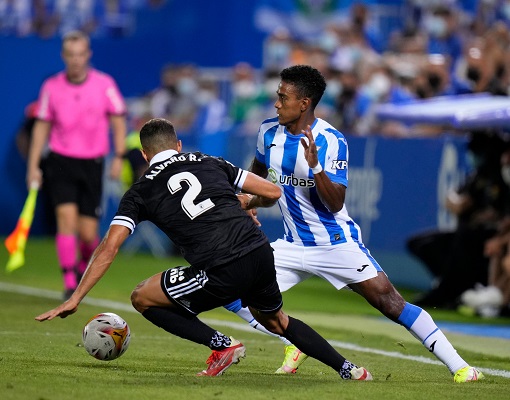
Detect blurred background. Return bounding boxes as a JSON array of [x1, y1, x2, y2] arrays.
[[2, 0, 510, 303]]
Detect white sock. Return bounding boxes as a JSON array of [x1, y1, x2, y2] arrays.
[[398, 302, 468, 374], [234, 306, 292, 346]]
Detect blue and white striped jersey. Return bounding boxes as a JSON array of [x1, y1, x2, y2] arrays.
[[255, 117, 363, 247]]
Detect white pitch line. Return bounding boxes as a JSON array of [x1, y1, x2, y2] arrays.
[[1, 281, 509, 379]]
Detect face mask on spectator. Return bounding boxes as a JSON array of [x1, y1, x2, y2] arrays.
[[318, 32, 339, 53], [325, 80, 343, 99], [425, 16, 447, 38], [177, 78, 197, 96], [234, 81, 257, 98], [266, 42, 290, 65], [365, 73, 391, 100]]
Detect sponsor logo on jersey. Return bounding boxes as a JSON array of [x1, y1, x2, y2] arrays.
[[280, 174, 315, 187], [268, 168, 278, 184], [268, 168, 315, 188], [266, 143, 276, 149], [331, 160, 348, 170]]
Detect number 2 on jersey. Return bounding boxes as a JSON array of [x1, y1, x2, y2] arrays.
[[167, 172, 215, 219]]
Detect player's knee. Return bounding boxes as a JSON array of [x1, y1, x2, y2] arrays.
[[130, 283, 147, 313], [256, 310, 287, 335]]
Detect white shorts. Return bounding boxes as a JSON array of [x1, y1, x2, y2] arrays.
[[271, 239, 383, 292]]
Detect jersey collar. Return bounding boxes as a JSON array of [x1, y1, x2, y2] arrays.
[[149, 149, 179, 166]]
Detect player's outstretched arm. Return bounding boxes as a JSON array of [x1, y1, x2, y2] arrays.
[[35, 225, 130, 322], [241, 171, 281, 209]]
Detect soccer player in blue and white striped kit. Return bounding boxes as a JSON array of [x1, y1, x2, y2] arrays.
[[227, 65, 483, 383]]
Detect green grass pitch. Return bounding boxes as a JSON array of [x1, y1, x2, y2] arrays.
[[1, 238, 509, 400]]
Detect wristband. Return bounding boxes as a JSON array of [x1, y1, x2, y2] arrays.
[[311, 163, 323, 174], [114, 153, 126, 158]]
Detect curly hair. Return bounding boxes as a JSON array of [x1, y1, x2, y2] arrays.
[[280, 65, 326, 109]]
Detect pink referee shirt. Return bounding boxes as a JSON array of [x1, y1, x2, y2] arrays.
[[36, 68, 126, 159]]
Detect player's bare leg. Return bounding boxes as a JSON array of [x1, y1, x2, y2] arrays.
[[131, 273, 245, 376], [349, 272, 483, 382]]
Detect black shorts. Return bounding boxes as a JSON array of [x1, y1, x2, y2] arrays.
[[160, 242, 283, 316], [43, 152, 104, 218]]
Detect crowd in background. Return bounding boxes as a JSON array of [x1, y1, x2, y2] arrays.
[[0, 0, 166, 38], [116, 1, 510, 140]]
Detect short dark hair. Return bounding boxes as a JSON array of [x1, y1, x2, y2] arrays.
[[140, 118, 178, 155], [280, 65, 326, 108]]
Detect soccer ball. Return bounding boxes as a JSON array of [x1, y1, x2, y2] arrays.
[[82, 312, 131, 361]]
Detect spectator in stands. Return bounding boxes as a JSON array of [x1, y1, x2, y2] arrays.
[[168, 64, 200, 142], [388, 22, 428, 55], [349, 2, 384, 53], [98, 0, 134, 37], [194, 74, 228, 156], [0, 0, 32, 36], [414, 54, 470, 99], [53, 0, 102, 37], [149, 63, 200, 145], [26, 31, 127, 300], [423, 5, 464, 69], [316, 23, 341, 55], [409, 132, 509, 309], [328, 68, 363, 135], [32, 0, 60, 38], [460, 145, 510, 317], [149, 63, 178, 120], [455, 28, 508, 95], [355, 61, 420, 137], [229, 62, 263, 126], [229, 64, 280, 135], [262, 27, 292, 70]]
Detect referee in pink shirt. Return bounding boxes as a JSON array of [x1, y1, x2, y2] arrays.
[[27, 30, 127, 299]]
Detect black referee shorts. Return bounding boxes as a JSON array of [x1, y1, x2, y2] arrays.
[[43, 152, 104, 218], [160, 242, 283, 316]]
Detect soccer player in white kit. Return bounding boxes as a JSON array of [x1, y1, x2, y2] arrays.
[[228, 65, 483, 383]]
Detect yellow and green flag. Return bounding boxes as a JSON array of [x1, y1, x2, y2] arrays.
[[4, 185, 39, 272]]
